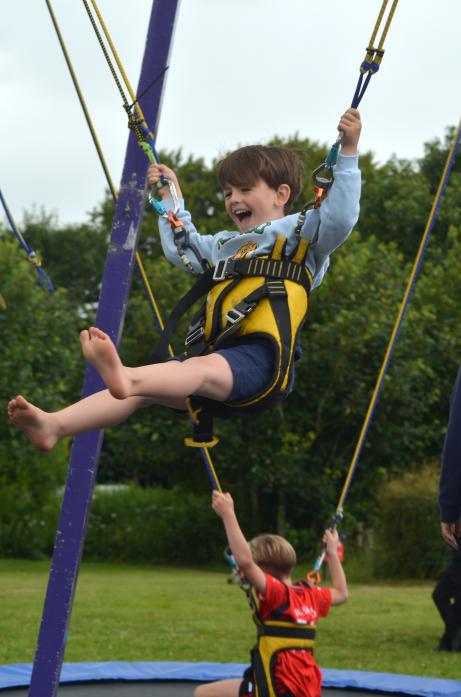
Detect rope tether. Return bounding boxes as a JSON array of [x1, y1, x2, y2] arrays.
[[306, 0, 399, 215], [49, 0, 222, 491], [0, 188, 55, 292], [351, 0, 399, 109], [309, 117, 461, 582]]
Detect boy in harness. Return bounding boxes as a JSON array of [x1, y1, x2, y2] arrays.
[[193, 490, 348, 697], [7, 109, 361, 451]]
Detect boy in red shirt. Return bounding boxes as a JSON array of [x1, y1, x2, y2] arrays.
[[194, 491, 348, 697]]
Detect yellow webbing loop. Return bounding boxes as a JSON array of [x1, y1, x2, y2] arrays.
[[291, 237, 309, 265], [271, 235, 286, 261], [184, 436, 220, 449]]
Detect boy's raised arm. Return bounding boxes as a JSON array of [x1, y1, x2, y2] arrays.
[[148, 163, 214, 273], [323, 528, 348, 605], [212, 491, 267, 595]]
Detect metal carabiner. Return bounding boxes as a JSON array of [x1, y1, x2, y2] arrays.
[[164, 178, 180, 217], [147, 176, 180, 217], [312, 161, 334, 192]]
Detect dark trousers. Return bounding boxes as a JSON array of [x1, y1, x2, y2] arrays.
[[432, 567, 461, 640]]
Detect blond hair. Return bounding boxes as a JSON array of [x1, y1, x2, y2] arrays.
[[249, 534, 296, 579]]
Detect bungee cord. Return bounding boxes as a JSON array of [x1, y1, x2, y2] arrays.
[[46, 0, 222, 491], [0, 187, 55, 292], [310, 117, 461, 581]]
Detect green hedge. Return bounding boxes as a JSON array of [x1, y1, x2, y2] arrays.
[[373, 464, 449, 579], [0, 446, 66, 559], [84, 485, 224, 565]]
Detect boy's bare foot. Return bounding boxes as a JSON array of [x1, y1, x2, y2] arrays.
[[7, 395, 59, 452], [80, 327, 131, 399]]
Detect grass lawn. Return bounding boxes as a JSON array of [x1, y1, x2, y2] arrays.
[[0, 559, 460, 682]]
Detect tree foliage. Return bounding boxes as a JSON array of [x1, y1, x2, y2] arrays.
[[0, 238, 80, 556]]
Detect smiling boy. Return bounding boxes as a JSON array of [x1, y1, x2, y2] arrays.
[[8, 109, 361, 451]]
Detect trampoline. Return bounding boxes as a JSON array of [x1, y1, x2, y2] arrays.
[[1, 662, 461, 697]]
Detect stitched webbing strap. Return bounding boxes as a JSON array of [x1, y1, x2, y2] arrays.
[[257, 623, 316, 640], [213, 256, 312, 288]]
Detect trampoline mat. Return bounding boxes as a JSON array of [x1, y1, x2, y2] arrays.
[[0, 682, 412, 697]]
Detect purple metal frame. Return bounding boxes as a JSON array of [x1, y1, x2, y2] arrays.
[[28, 2, 180, 695]]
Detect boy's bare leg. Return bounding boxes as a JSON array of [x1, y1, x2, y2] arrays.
[[194, 679, 242, 697], [8, 328, 234, 452], [7, 391, 154, 452], [80, 327, 233, 402]]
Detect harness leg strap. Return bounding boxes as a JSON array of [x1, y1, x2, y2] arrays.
[[184, 397, 219, 448]]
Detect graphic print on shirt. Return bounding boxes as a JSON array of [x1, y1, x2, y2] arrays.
[[233, 242, 259, 258], [293, 605, 319, 624], [216, 222, 273, 251]]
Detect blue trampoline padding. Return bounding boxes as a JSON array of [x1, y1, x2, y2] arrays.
[[1, 662, 461, 696], [322, 668, 461, 696]]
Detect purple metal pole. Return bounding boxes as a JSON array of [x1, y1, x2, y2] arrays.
[[28, 2, 180, 695]]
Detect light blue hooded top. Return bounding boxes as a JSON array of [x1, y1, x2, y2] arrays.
[[158, 153, 361, 290]]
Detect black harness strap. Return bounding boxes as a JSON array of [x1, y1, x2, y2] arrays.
[[148, 267, 215, 363], [257, 624, 316, 640], [213, 256, 308, 284]]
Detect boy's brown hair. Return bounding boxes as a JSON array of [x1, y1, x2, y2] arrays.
[[217, 145, 305, 214], [249, 533, 297, 579]]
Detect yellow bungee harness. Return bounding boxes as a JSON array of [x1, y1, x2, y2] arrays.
[[242, 581, 316, 697], [151, 233, 312, 445]]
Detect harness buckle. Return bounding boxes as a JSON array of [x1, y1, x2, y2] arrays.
[[226, 301, 256, 325], [213, 258, 235, 281], [185, 318, 205, 347]]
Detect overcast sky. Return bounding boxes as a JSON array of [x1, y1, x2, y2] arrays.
[[1, 0, 460, 227]]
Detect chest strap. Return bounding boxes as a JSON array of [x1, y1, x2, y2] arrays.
[[213, 256, 309, 284]]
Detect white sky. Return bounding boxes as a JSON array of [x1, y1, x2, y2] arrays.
[[1, 0, 460, 226]]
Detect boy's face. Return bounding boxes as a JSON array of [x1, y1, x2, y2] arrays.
[[222, 179, 290, 232]]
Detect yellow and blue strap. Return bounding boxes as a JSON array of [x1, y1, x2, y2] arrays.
[[79, 0, 223, 492], [0, 188, 55, 292], [309, 117, 461, 583], [351, 0, 399, 109], [322, 0, 399, 174]]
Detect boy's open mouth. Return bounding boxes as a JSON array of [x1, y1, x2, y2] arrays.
[[234, 208, 252, 223]]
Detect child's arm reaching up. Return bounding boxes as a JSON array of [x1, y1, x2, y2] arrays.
[[212, 491, 267, 595], [147, 163, 214, 273], [323, 528, 348, 605], [147, 163, 183, 200]]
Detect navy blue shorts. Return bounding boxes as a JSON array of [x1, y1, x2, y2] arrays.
[[171, 340, 297, 404], [215, 341, 275, 402]]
